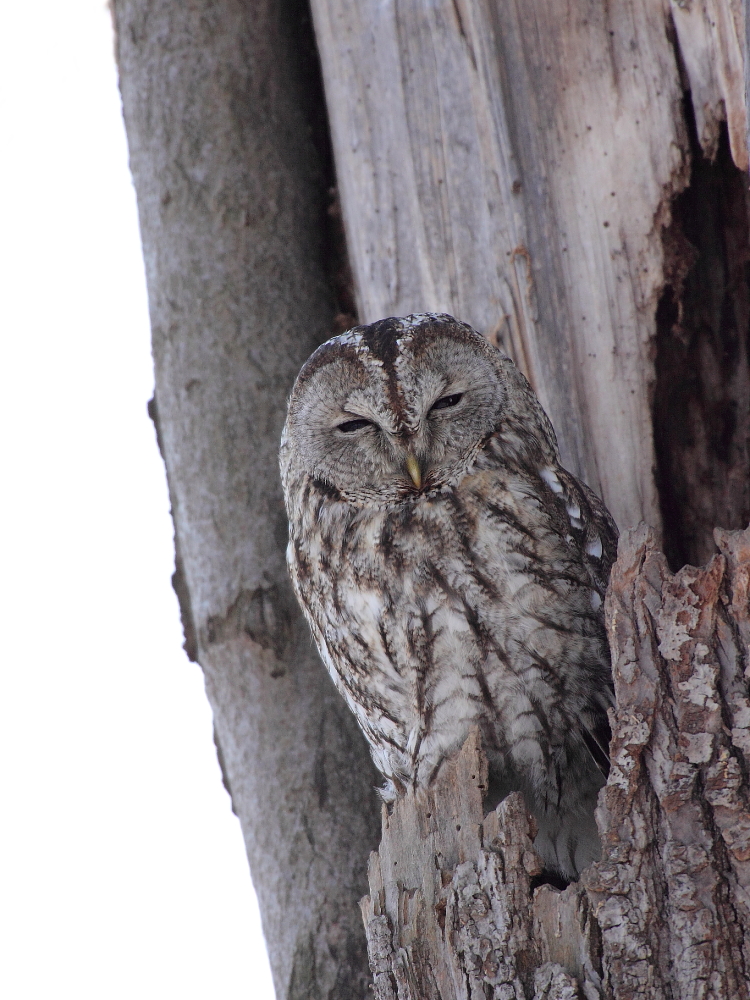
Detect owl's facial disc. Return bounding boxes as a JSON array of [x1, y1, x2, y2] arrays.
[[332, 390, 465, 490], [282, 327, 513, 506]]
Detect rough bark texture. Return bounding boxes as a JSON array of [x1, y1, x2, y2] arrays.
[[362, 734, 602, 1000], [311, 0, 750, 544], [362, 524, 750, 999], [586, 521, 750, 998], [112, 2, 381, 997]]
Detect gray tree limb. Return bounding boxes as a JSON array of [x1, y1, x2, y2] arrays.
[[112, 2, 381, 996]]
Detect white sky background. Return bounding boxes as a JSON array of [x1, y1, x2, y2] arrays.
[[0, 3, 275, 997]]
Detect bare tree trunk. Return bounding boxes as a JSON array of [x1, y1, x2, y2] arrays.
[[362, 524, 750, 998], [113, 0, 750, 997], [310, 0, 750, 554], [112, 2, 380, 997]]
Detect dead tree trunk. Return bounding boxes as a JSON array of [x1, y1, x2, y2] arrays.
[[310, 0, 750, 554], [311, 4, 750, 989], [113, 0, 750, 997], [362, 524, 750, 998]]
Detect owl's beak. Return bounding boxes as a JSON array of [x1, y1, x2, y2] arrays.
[[406, 453, 422, 489]]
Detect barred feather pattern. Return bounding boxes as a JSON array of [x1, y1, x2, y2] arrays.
[[280, 314, 618, 879]]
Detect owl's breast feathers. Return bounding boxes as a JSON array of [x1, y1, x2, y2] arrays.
[[289, 451, 618, 875], [287, 435, 616, 792]]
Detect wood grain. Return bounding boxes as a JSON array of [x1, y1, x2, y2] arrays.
[[311, 0, 749, 538], [670, 0, 748, 169]]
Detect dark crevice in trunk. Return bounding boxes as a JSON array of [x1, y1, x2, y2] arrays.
[[284, 0, 357, 334], [654, 108, 750, 571]]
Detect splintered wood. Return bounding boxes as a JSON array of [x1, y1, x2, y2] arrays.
[[310, 0, 699, 535], [361, 525, 750, 999]]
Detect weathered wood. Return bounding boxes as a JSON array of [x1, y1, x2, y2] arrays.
[[361, 730, 601, 1000], [670, 0, 747, 169], [310, 0, 750, 543], [362, 525, 750, 998], [112, 2, 381, 996]]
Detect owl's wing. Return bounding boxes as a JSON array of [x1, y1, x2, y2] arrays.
[[562, 468, 617, 775], [535, 463, 619, 600], [518, 461, 618, 775]]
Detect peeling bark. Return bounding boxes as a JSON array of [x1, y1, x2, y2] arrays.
[[588, 522, 750, 999], [362, 735, 600, 1000], [670, 0, 747, 169], [363, 525, 750, 999]]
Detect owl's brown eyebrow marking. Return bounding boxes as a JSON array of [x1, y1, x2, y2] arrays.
[[358, 317, 416, 427]]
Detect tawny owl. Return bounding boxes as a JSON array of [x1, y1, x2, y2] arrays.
[[280, 313, 617, 879]]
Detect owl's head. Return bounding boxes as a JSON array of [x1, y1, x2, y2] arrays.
[[280, 314, 559, 506]]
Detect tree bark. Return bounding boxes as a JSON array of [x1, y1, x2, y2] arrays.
[[112, 3, 380, 997], [361, 524, 750, 999], [113, 0, 750, 997]]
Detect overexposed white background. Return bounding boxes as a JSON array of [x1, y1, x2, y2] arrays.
[[0, 3, 275, 997]]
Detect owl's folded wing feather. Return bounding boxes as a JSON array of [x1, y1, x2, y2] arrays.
[[534, 462, 619, 600]]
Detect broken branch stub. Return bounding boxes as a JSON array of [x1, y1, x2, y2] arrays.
[[361, 524, 750, 999]]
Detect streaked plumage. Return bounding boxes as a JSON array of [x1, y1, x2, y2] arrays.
[[280, 314, 617, 878]]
